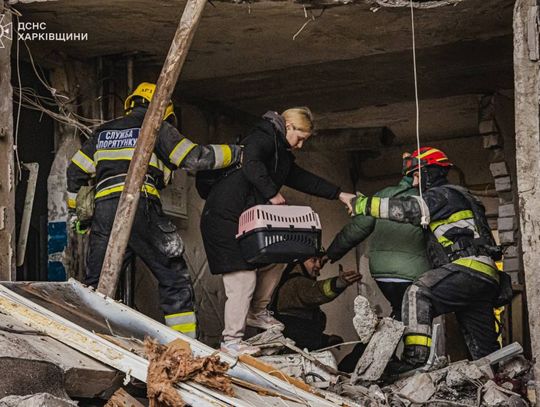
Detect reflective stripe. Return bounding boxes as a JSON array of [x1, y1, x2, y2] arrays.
[[71, 151, 96, 174], [434, 219, 478, 238], [95, 148, 164, 171], [211, 145, 233, 169], [169, 138, 197, 167], [370, 197, 381, 218], [67, 192, 77, 209], [94, 183, 160, 199], [417, 148, 440, 159], [379, 197, 389, 218], [163, 167, 172, 185], [436, 235, 454, 247], [165, 311, 197, 338], [452, 258, 499, 282], [405, 334, 432, 347], [321, 279, 336, 298], [429, 210, 474, 232]]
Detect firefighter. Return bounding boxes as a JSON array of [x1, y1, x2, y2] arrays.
[[272, 255, 362, 351], [351, 147, 502, 370], [66, 82, 242, 338]]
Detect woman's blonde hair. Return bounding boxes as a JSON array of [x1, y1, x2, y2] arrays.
[[282, 107, 314, 133]]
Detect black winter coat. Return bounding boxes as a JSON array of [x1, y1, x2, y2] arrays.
[[201, 118, 340, 275]]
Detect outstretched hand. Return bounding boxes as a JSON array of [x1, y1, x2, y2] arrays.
[[339, 192, 355, 214], [338, 265, 362, 286]]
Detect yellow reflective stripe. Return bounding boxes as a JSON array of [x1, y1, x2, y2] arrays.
[[417, 148, 439, 159], [169, 323, 197, 333], [211, 145, 233, 169], [370, 197, 381, 218], [437, 235, 454, 247], [169, 139, 197, 167], [95, 149, 163, 171], [95, 184, 160, 199], [67, 198, 77, 209], [429, 210, 474, 232], [452, 258, 499, 281], [405, 335, 432, 347], [163, 167, 172, 185], [72, 151, 96, 174], [165, 311, 195, 320], [321, 279, 336, 298]]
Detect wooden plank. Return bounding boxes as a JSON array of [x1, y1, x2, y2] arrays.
[[105, 388, 145, 407]]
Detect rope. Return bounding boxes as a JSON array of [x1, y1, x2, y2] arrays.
[[409, 0, 429, 227]]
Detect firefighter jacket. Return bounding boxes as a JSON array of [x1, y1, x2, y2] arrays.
[[359, 179, 499, 283], [67, 106, 241, 209]]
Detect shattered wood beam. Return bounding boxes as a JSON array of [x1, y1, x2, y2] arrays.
[[514, 0, 540, 398], [301, 127, 394, 152], [0, 8, 15, 281], [97, 0, 207, 297]]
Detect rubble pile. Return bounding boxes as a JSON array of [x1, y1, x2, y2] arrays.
[[144, 338, 234, 407], [332, 355, 533, 407]]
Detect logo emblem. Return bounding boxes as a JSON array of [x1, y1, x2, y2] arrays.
[[0, 15, 13, 49]]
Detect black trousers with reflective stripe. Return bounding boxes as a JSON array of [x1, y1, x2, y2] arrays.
[[86, 198, 194, 315], [402, 265, 500, 362]]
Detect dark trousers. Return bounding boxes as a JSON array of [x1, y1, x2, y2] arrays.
[[86, 198, 194, 315], [279, 313, 329, 351], [402, 265, 500, 363], [376, 281, 412, 321]]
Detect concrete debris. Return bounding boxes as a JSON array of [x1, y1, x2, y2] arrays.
[[445, 361, 485, 387], [0, 393, 77, 407], [397, 373, 436, 404], [352, 295, 379, 344], [260, 351, 339, 388], [498, 355, 531, 379], [245, 327, 295, 356], [482, 380, 511, 406], [145, 338, 234, 407], [351, 317, 404, 382]]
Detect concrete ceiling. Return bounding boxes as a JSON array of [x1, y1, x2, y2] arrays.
[[15, 0, 515, 141]]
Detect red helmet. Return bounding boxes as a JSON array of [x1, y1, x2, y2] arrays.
[[402, 147, 453, 175]]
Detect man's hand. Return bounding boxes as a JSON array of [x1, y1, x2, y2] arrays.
[[68, 211, 90, 235], [338, 264, 362, 286], [338, 192, 355, 213], [269, 192, 286, 205], [351, 192, 368, 216]]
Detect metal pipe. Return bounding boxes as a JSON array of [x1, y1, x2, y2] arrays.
[[97, 0, 208, 297]]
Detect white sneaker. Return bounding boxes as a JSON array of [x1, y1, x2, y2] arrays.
[[220, 340, 261, 356], [246, 309, 285, 331]]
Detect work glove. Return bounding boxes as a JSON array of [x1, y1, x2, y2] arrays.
[[68, 210, 90, 235], [351, 192, 368, 216]]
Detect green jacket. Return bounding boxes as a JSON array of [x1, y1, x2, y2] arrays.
[[327, 177, 430, 281]]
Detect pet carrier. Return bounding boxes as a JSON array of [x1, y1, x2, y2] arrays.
[[236, 205, 322, 264]]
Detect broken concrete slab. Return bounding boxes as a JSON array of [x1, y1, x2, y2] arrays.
[[483, 381, 511, 406], [398, 373, 436, 404], [445, 361, 485, 387], [352, 295, 378, 344], [0, 393, 77, 407], [351, 317, 404, 382], [0, 314, 120, 398], [499, 356, 531, 379]]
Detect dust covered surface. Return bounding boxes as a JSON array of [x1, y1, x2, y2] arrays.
[[144, 338, 234, 406]]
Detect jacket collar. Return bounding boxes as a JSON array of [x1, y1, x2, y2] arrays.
[[262, 111, 290, 148]]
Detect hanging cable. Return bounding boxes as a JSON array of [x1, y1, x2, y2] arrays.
[[409, 0, 429, 227], [14, 15, 23, 181]]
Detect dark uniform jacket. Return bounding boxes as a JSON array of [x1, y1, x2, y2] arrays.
[[327, 177, 429, 281], [201, 117, 340, 275], [273, 263, 346, 350], [67, 106, 241, 209], [362, 178, 499, 283]]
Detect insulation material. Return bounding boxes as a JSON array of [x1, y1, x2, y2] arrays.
[[144, 338, 234, 407]]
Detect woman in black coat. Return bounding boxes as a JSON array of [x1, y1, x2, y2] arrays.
[[200, 107, 354, 355]]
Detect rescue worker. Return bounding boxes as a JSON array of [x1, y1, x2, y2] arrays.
[[272, 256, 362, 351], [326, 173, 430, 321], [66, 82, 242, 338], [351, 147, 502, 370]]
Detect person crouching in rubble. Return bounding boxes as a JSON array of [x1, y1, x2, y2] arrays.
[[326, 169, 430, 321], [66, 82, 242, 339], [200, 107, 355, 356], [350, 147, 505, 372], [270, 254, 362, 351]]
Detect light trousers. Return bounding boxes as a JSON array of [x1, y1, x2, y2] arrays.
[[222, 264, 285, 342]]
